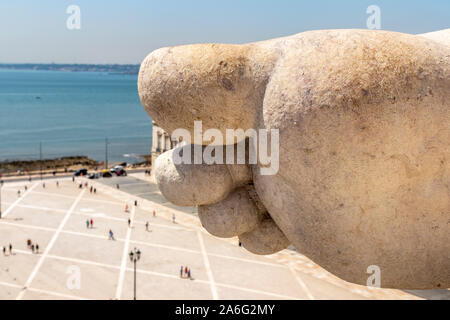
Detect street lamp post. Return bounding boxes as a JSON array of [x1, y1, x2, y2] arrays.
[[129, 247, 141, 300], [105, 138, 109, 169], [39, 142, 43, 180]]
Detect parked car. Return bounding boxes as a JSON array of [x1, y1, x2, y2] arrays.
[[110, 165, 124, 173], [87, 173, 100, 179], [115, 169, 127, 176], [101, 169, 112, 178], [74, 168, 88, 176]]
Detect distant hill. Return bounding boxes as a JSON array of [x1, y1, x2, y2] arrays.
[[0, 63, 140, 75]]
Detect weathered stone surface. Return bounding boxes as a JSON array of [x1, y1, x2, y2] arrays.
[[239, 218, 291, 255], [420, 29, 450, 46], [139, 29, 450, 289], [154, 147, 233, 206], [198, 187, 263, 238]]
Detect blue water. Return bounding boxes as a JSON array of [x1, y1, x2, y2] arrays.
[[0, 69, 153, 163]]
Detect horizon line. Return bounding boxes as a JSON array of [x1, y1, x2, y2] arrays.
[[0, 62, 141, 66]]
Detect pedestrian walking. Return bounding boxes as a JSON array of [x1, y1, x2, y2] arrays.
[[125, 204, 129, 213], [180, 266, 183, 278], [2, 246, 6, 256], [17, 190, 21, 197], [27, 239, 32, 248], [187, 268, 191, 279], [145, 221, 149, 231], [90, 219, 93, 229], [184, 266, 188, 275], [25, 185, 28, 191], [86, 219, 90, 229], [94, 188, 97, 194], [172, 214, 176, 224], [90, 186, 93, 194], [42, 183, 45, 188], [8, 244, 12, 255], [79, 183, 82, 189], [134, 200, 137, 206], [56, 181, 59, 187], [128, 218, 131, 227], [72, 176, 75, 183], [153, 210, 156, 218], [35, 244, 39, 254], [31, 244, 35, 253], [116, 184, 120, 190], [109, 229, 115, 240]]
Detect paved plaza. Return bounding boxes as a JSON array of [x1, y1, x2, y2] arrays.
[[0, 176, 448, 300], [98, 174, 198, 215]]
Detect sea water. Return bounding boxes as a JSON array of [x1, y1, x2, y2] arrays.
[[0, 69, 153, 163]]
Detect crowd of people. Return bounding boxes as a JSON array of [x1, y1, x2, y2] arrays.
[[26, 239, 39, 254], [2, 242, 40, 257], [180, 266, 192, 279]]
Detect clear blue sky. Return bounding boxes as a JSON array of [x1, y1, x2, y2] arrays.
[[0, 0, 448, 64]]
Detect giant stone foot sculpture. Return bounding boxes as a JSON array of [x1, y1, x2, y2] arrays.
[[138, 29, 450, 289]]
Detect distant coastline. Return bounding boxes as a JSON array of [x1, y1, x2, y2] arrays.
[[0, 156, 98, 176], [0, 155, 151, 178], [0, 63, 140, 75]]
